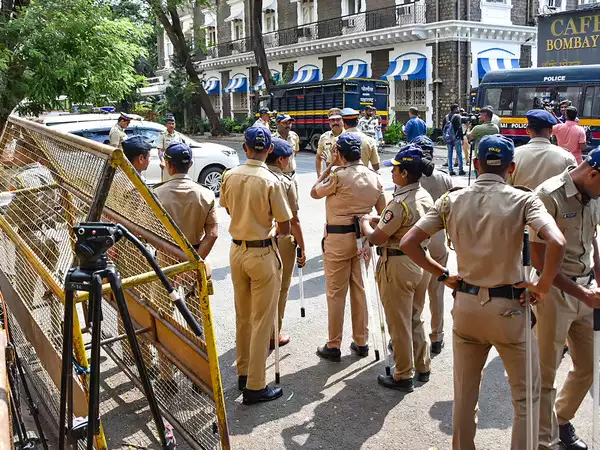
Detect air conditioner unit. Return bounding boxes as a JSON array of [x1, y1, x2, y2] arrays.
[[341, 18, 356, 27]]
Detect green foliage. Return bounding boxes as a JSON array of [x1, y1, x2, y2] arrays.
[[383, 122, 405, 145], [0, 0, 148, 122]]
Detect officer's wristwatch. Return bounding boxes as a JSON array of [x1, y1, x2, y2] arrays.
[[437, 269, 450, 282]]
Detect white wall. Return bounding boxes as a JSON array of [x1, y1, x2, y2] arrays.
[[470, 40, 523, 88], [480, 0, 513, 26]]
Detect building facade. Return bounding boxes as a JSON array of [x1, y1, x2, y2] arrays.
[[154, 0, 593, 127]]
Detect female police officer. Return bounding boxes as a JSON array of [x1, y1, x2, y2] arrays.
[[360, 145, 435, 392], [311, 133, 386, 361]]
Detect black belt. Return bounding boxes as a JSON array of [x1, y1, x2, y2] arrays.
[[232, 239, 273, 248], [457, 280, 525, 300], [376, 247, 405, 256], [326, 224, 356, 234]]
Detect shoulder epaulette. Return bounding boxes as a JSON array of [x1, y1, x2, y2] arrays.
[[512, 185, 532, 192], [448, 186, 463, 193], [152, 181, 167, 189]]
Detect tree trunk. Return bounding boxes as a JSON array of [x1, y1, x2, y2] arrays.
[[251, 0, 275, 93], [148, 1, 224, 135]]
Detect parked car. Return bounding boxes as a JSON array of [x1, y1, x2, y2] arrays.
[[48, 120, 239, 195]]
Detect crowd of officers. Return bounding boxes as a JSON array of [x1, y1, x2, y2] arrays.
[[99, 106, 600, 449]]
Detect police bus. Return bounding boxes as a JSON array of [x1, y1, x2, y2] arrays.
[[265, 79, 389, 152], [474, 64, 600, 148]]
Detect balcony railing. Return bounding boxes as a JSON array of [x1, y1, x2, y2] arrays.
[[212, 1, 425, 58]]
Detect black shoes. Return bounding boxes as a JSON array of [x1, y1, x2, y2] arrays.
[[449, 170, 456, 176], [238, 375, 247, 391], [559, 422, 587, 449], [377, 375, 414, 392], [417, 371, 430, 383], [431, 341, 444, 354], [317, 344, 341, 362], [350, 342, 369, 357], [458, 170, 467, 176], [242, 385, 283, 405]]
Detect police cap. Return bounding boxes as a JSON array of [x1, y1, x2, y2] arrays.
[[585, 147, 600, 171], [328, 108, 342, 119], [336, 133, 361, 156], [165, 142, 193, 164], [258, 107, 270, 115], [478, 134, 514, 166], [119, 112, 133, 122], [340, 108, 360, 120], [526, 109, 557, 128], [245, 126, 272, 151], [383, 144, 423, 167], [165, 114, 176, 123], [122, 135, 151, 153], [276, 113, 294, 122], [410, 135, 435, 157], [271, 138, 293, 158]]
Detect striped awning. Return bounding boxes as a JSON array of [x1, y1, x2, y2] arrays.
[[478, 57, 520, 78], [331, 63, 368, 80], [253, 72, 280, 92], [203, 78, 220, 95], [223, 76, 247, 93], [289, 66, 320, 84], [382, 58, 426, 81]]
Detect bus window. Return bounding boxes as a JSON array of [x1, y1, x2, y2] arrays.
[[482, 87, 514, 116], [582, 86, 599, 118], [556, 86, 582, 111], [515, 87, 553, 115]]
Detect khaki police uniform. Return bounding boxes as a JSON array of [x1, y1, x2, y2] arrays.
[[253, 118, 270, 129], [275, 130, 300, 175], [416, 173, 554, 450], [419, 169, 453, 343], [220, 160, 292, 391], [109, 123, 127, 148], [532, 168, 598, 449], [376, 182, 433, 380], [316, 130, 343, 167], [507, 137, 577, 190], [266, 165, 299, 333], [7, 163, 61, 340], [344, 127, 380, 169], [157, 130, 183, 182], [314, 161, 386, 349]]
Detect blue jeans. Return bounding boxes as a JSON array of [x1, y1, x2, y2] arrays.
[[447, 141, 463, 172]]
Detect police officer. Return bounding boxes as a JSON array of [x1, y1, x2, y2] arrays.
[[316, 108, 344, 177], [508, 110, 576, 190], [254, 108, 272, 129], [359, 145, 435, 392], [341, 108, 380, 172], [310, 133, 386, 361], [122, 135, 151, 178], [109, 112, 132, 148], [274, 113, 300, 179], [399, 135, 566, 450], [157, 115, 183, 181], [265, 138, 306, 349], [530, 148, 600, 450], [411, 135, 453, 353], [358, 105, 379, 141], [220, 127, 292, 404]]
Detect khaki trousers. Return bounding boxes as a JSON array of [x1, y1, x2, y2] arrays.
[[427, 232, 448, 343], [536, 282, 594, 449], [231, 242, 282, 390], [452, 290, 540, 450], [323, 233, 368, 349], [274, 236, 296, 335], [375, 253, 431, 380]]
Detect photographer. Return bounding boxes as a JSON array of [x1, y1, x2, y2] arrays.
[[467, 107, 499, 160]]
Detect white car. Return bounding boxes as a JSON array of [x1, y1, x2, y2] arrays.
[[49, 119, 239, 195]]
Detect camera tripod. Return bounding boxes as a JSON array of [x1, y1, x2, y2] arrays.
[[58, 222, 203, 450]]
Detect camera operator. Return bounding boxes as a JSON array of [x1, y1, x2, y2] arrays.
[[467, 107, 499, 160]]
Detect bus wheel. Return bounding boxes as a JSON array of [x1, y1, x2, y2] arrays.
[[309, 133, 321, 154]]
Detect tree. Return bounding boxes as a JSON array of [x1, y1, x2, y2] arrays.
[[146, 0, 223, 135], [250, 0, 275, 93], [0, 0, 148, 127]]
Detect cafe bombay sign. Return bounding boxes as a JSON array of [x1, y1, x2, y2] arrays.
[[538, 7, 600, 67]]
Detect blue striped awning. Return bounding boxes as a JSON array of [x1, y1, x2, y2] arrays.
[[253, 72, 280, 92], [203, 78, 220, 95], [478, 57, 520, 78], [331, 63, 368, 80], [223, 76, 247, 93], [382, 58, 426, 81], [289, 66, 320, 84]]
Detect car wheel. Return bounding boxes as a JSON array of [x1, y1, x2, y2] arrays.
[[199, 166, 224, 196], [309, 134, 321, 154]]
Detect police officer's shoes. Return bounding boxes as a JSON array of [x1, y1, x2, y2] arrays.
[[559, 422, 587, 449], [242, 385, 283, 405], [377, 375, 414, 392], [238, 376, 247, 391], [316, 344, 341, 362], [431, 341, 444, 354], [417, 371, 430, 383], [350, 341, 369, 357]]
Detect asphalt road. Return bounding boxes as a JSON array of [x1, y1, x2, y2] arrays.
[[204, 145, 595, 450]]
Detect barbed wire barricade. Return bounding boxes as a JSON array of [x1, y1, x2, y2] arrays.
[[0, 115, 229, 449]]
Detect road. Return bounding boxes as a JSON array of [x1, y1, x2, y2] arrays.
[[204, 145, 595, 450]]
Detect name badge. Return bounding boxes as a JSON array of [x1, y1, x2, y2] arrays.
[[562, 212, 577, 219]]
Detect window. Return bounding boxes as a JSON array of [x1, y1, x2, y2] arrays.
[[167, 42, 173, 57], [583, 86, 600, 118], [264, 9, 276, 32], [210, 94, 220, 113], [232, 19, 244, 40], [556, 86, 582, 111], [206, 27, 216, 47], [482, 88, 515, 116], [395, 79, 426, 108], [547, 0, 562, 7], [515, 87, 553, 115], [300, 0, 315, 25], [342, 0, 364, 16], [232, 92, 248, 110], [136, 129, 161, 147], [84, 129, 110, 144]]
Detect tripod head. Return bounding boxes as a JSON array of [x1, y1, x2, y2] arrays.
[[74, 222, 123, 270]]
